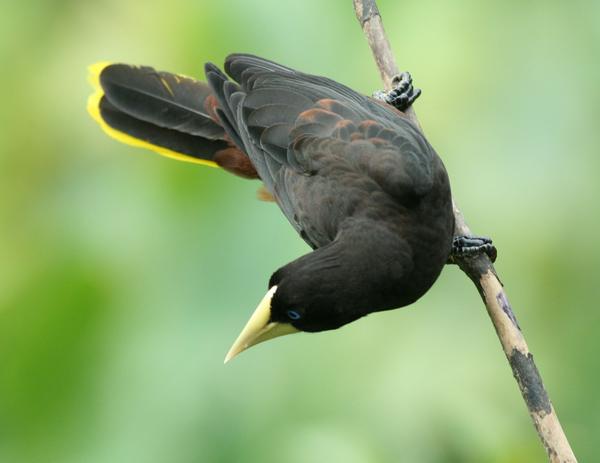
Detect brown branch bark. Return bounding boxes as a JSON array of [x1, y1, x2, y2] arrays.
[[352, 1, 577, 461]]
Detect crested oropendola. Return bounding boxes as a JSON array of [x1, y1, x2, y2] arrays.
[[87, 54, 494, 362]]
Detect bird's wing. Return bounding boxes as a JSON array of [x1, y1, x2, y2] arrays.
[[207, 54, 439, 245]]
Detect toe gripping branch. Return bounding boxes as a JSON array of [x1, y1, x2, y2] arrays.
[[373, 71, 422, 112], [449, 236, 497, 264]]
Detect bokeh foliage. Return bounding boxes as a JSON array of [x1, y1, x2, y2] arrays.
[[1, 0, 599, 461]]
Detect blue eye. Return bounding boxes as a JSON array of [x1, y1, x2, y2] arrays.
[[286, 310, 301, 320]]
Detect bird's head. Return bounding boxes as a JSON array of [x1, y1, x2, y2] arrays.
[[224, 264, 368, 363], [223, 225, 425, 363]]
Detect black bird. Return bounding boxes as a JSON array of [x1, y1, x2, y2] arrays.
[[87, 54, 492, 362]]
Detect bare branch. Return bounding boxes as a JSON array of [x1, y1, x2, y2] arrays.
[[353, 1, 577, 461]]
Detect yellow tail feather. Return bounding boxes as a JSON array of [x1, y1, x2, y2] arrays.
[[86, 62, 217, 168]]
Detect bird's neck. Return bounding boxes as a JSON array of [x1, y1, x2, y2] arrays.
[[274, 221, 430, 330]]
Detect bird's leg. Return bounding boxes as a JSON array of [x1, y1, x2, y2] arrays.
[[372, 71, 421, 112], [448, 236, 497, 264]]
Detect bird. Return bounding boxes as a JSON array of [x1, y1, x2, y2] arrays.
[[87, 54, 493, 363]]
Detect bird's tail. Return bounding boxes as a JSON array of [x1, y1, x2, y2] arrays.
[[87, 62, 257, 178]]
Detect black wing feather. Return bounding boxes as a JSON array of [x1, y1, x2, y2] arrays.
[[206, 54, 439, 247]]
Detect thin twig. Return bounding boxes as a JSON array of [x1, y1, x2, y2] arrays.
[[352, 1, 577, 461]]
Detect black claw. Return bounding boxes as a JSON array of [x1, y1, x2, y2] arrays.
[[449, 235, 497, 263], [373, 71, 421, 112]]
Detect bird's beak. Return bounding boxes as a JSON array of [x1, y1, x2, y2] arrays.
[[224, 285, 299, 363]]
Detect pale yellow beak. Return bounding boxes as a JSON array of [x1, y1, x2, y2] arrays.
[[224, 285, 300, 363]]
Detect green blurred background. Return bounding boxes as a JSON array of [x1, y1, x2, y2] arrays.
[[1, 0, 599, 461]]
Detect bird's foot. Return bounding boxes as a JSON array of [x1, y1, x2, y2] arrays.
[[373, 72, 421, 112], [449, 236, 497, 263]]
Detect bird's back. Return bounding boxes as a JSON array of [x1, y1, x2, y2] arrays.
[[206, 54, 451, 254]]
